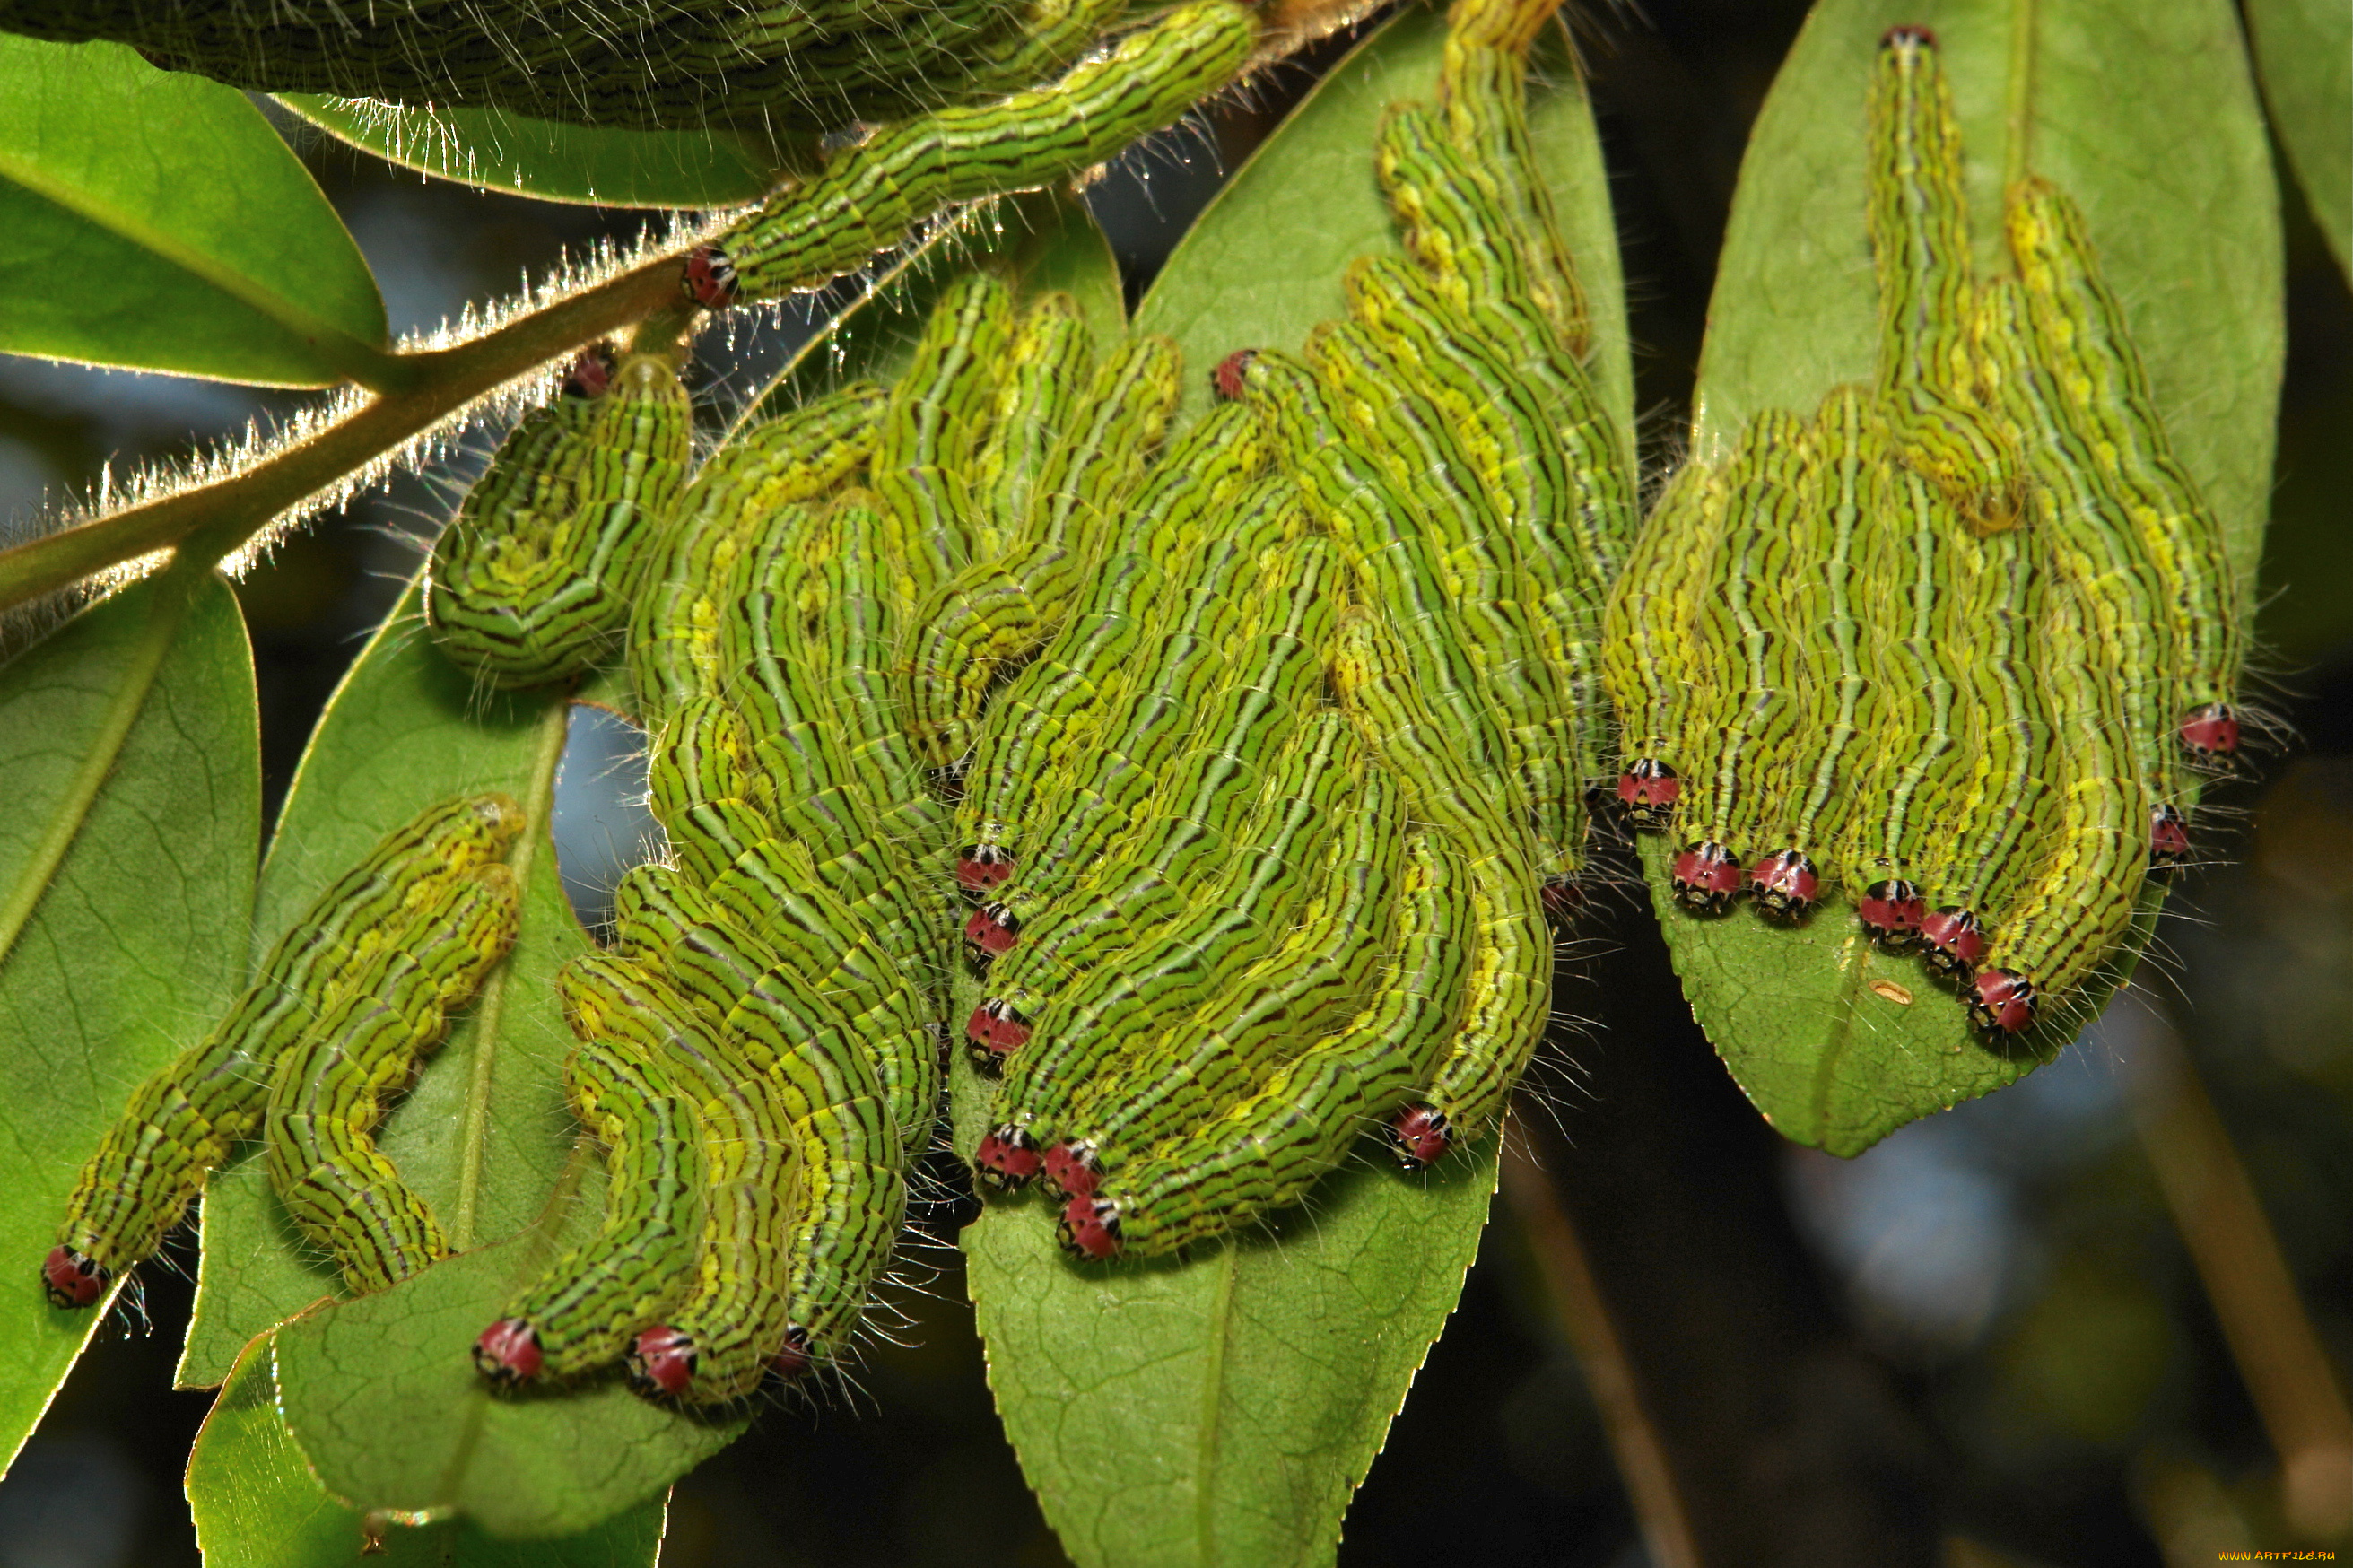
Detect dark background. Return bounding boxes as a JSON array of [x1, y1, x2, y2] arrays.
[[2, 0, 2349, 1563]]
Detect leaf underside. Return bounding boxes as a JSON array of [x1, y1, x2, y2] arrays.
[[1665, 0, 2283, 1156], [0, 36, 388, 384]]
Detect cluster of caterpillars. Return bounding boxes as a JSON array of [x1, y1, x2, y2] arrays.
[[952, 0, 1632, 1259], [42, 7, 2246, 1416], [1602, 27, 2248, 1039]]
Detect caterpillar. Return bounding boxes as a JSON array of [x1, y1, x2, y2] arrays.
[[600, 897, 909, 1385], [967, 292, 1097, 563], [261, 871, 521, 1294], [1324, 607, 1547, 1164], [684, 0, 1259, 306], [1748, 387, 1875, 922], [430, 349, 693, 691], [1668, 413, 1813, 916], [0, 0, 1141, 135], [868, 274, 1016, 609], [475, 1025, 702, 1385], [1305, 318, 1583, 884], [2002, 177, 2246, 765], [955, 466, 1298, 959], [629, 381, 886, 723], [1600, 458, 1730, 830], [1834, 456, 1975, 928], [903, 331, 1181, 765], [966, 524, 1336, 976], [1228, 348, 1510, 793], [1041, 748, 1404, 1200], [1865, 26, 2024, 535], [1965, 553, 2150, 1035], [1060, 830, 1471, 1259], [47, 795, 523, 1310], [979, 701, 1364, 1177]]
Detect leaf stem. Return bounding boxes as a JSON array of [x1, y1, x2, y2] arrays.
[[446, 691, 571, 1252], [0, 254, 687, 619]]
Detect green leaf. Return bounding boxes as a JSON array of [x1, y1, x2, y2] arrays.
[[0, 36, 392, 387], [954, 12, 1628, 1566], [2244, 0, 2351, 282], [276, 95, 792, 209], [188, 1332, 667, 1567], [178, 575, 741, 1535], [1666, 0, 2284, 1154], [0, 566, 259, 1469]]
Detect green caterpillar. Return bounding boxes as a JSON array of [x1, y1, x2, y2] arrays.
[[903, 332, 1181, 765], [954, 407, 1269, 897], [261, 872, 520, 1294], [1306, 318, 1583, 884], [604, 893, 909, 1384], [974, 704, 1358, 1188], [430, 349, 693, 692], [956, 467, 1301, 964], [2003, 178, 2246, 766], [1061, 830, 1471, 1259], [1324, 606, 1547, 1163], [474, 1022, 703, 1386], [963, 524, 1334, 984], [0, 0, 1136, 135], [1041, 749, 1403, 1200], [685, 0, 1259, 305], [629, 382, 885, 724], [1600, 457, 1730, 829], [1748, 387, 1875, 921], [1666, 414, 1814, 916], [869, 274, 1017, 606], [47, 795, 523, 1310], [1866, 26, 2024, 535]]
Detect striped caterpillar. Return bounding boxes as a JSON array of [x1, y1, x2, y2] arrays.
[[0, 0, 1130, 135], [46, 794, 522, 1310], [684, 0, 1260, 306], [429, 347, 693, 692]]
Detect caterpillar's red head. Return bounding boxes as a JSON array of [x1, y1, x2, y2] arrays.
[[1211, 349, 1259, 403], [1669, 841, 1742, 914], [1969, 970, 2038, 1035], [1920, 906, 1988, 978], [628, 1326, 697, 1398], [1858, 880, 1927, 949], [683, 245, 738, 309], [1615, 758, 1679, 829], [1748, 849, 1820, 919], [974, 1125, 1041, 1190], [770, 1326, 812, 1381], [963, 902, 1020, 958], [1391, 1105, 1452, 1170], [2179, 702, 2240, 762], [964, 999, 1032, 1067], [1880, 22, 1938, 49], [1043, 1141, 1101, 1199], [473, 1318, 545, 1383], [956, 843, 1015, 896], [41, 1246, 108, 1310], [2150, 803, 2192, 870], [1059, 1197, 1122, 1260], [562, 345, 617, 399]]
